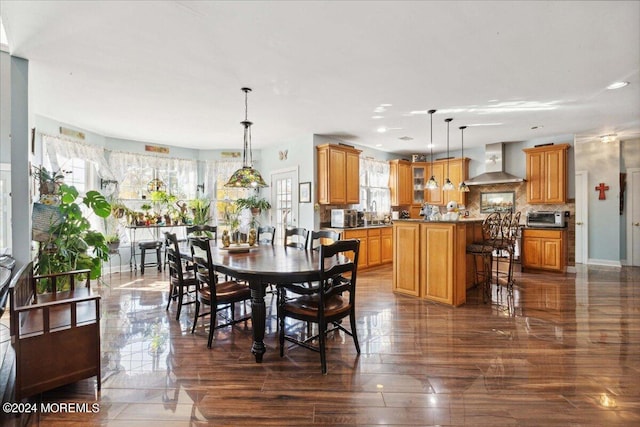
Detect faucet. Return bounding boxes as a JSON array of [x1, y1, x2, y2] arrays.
[[370, 200, 377, 214]]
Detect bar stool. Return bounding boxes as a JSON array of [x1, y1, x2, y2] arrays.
[[139, 240, 163, 275], [466, 212, 501, 302], [493, 212, 520, 293]]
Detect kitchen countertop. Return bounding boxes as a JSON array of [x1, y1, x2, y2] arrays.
[[393, 218, 484, 224], [321, 224, 393, 232]]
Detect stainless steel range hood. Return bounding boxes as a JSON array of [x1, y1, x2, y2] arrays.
[[465, 142, 524, 185]]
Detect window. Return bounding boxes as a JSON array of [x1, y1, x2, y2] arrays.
[[358, 157, 391, 215]]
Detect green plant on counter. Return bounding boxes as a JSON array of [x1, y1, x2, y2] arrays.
[[189, 198, 212, 225], [36, 184, 112, 291]]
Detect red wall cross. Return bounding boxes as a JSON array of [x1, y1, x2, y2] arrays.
[[595, 182, 609, 200]]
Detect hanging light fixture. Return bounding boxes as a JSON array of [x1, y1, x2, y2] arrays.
[[425, 109, 439, 190], [442, 118, 455, 191], [458, 125, 470, 192], [225, 87, 268, 188]]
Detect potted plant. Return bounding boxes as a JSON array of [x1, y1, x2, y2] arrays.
[[35, 184, 112, 291], [32, 165, 68, 195], [188, 198, 211, 225], [235, 195, 271, 216], [105, 234, 120, 252]]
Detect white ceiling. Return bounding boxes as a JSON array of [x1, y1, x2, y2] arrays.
[[1, 1, 639, 155]]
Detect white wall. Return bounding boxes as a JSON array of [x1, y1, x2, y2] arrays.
[[0, 51, 10, 163], [575, 139, 621, 264]]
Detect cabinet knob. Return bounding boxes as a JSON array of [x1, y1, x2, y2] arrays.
[[576, 222, 583, 225], [634, 222, 640, 226]]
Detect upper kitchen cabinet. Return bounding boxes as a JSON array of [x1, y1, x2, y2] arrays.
[[317, 143, 362, 205], [523, 144, 570, 204], [389, 159, 412, 206], [423, 158, 469, 206]]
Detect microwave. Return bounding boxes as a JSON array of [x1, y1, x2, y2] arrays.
[[526, 211, 566, 228], [331, 209, 357, 228]]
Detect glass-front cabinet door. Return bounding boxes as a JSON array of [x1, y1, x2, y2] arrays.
[[411, 164, 426, 205]]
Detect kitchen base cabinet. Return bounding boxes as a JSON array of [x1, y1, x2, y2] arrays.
[[392, 222, 421, 297], [381, 227, 393, 263], [343, 226, 393, 270], [393, 220, 474, 305], [522, 228, 566, 273]]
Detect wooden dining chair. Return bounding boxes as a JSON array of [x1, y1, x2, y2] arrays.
[[307, 230, 340, 251], [284, 227, 309, 249], [189, 237, 251, 348], [257, 225, 276, 245], [278, 239, 361, 374], [186, 225, 217, 241], [164, 232, 198, 321]]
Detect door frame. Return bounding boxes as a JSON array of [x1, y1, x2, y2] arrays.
[[574, 170, 588, 264], [270, 167, 299, 244], [627, 168, 640, 266]]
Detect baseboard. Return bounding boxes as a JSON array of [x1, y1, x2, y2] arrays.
[[586, 258, 622, 268], [566, 266, 577, 274]]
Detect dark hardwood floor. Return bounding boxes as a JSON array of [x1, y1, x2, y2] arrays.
[[1, 263, 639, 426]]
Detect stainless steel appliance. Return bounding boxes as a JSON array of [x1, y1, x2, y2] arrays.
[[331, 209, 357, 228], [526, 210, 566, 228]]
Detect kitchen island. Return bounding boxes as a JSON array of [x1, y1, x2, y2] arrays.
[[322, 224, 393, 270], [393, 218, 483, 306]]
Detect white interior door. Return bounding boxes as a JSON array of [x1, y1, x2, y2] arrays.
[[575, 170, 588, 264], [270, 169, 298, 245], [628, 168, 640, 266], [0, 163, 11, 255]]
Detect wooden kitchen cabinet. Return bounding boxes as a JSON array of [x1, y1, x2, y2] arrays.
[[522, 228, 566, 272], [389, 159, 412, 206], [523, 144, 570, 204], [392, 220, 470, 305], [343, 226, 393, 270], [343, 229, 368, 270], [411, 158, 469, 210], [367, 228, 381, 267], [420, 222, 466, 306], [392, 222, 421, 297], [316, 143, 362, 205], [381, 227, 393, 263]]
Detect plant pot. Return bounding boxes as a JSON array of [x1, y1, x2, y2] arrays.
[[107, 242, 120, 252]]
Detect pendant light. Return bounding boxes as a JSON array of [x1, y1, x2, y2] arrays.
[[458, 125, 470, 192], [442, 118, 455, 191], [225, 87, 268, 188], [425, 109, 439, 190]]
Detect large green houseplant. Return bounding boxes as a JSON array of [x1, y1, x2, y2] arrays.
[[36, 184, 112, 289]]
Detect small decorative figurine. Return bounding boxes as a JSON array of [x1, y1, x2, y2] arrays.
[[248, 228, 257, 246], [221, 229, 230, 247]]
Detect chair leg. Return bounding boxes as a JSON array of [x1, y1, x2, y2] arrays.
[[350, 314, 360, 354], [157, 248, 162, 272], [207, 304, 217, 348], [166, 282, 174, 311], [319, 319, 327, 374], [176, 285, 183, 321], [278, 291, 285, 357], [191, 300, 200, 334], [140, 249, 146, 275]]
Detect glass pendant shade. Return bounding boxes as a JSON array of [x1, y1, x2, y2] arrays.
[[427, 109, 439, 189], [225, 88, 268, 188], [458, 125, 469, 192], [443, 117, 455, 191]]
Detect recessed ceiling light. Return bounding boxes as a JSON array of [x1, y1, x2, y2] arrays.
[[371, 115, 384, 119], [606, 81, 629, 90], [375, 143, 383, 147], [377, 127, 387, 133], [374, 107, 386, 113], [380, 103, 392, 107], [398, 136, 413, 141]]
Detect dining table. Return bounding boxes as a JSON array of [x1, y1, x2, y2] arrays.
[[207, 243, 341, 363]]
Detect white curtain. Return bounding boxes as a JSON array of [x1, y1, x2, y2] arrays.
[[43, 134, 114, 179], [108, 150, 197, 200], [204, 159, 244, 223], [359, 157, 391, 214]]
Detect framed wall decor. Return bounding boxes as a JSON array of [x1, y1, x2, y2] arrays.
[[299, 182, 311, 203], [480, 191, 515, 213]]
